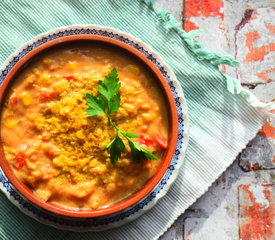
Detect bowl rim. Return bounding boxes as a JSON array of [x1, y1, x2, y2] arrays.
[[0, 34, 179, 218]]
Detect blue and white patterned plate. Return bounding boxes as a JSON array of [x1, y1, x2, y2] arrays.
[[0, 25, 189, 231]]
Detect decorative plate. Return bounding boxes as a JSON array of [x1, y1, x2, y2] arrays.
[[0, 25, 189, 231]]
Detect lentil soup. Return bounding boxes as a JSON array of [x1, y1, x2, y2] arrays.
[[1, 43, 169, 210]]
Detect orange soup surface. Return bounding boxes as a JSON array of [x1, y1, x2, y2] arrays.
[[1, 43, 168, 209]]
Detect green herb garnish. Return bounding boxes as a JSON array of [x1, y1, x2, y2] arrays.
[[85, 68, 158, 164]]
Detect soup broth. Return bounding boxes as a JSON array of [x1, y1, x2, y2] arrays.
[[1, 43, 168, 209]]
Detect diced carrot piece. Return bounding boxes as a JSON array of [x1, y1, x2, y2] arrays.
[[155, 134, 167, 149], [39, 90, 57, 102], [9, 95, 18, 106], [137, 136, 153, 147], [12, 152, 25, 170], [64, 75, 74, 80]]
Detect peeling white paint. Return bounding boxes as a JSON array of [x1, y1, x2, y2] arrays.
[[248, 81, 275, 102], [188, 16, 228, 54], [236, 8, 275, 84], [248, 184, 270, 208], [158, 0, 275, 239]]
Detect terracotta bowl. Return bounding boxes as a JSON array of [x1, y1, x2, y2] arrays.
[[0, 28, 178, 218]]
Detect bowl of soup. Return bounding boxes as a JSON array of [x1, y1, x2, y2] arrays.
[[0, 26, 183, 221]]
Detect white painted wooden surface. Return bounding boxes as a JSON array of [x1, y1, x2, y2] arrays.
[[155, 0, 275, 239]]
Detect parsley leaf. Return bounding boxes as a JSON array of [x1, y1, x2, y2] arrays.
[[119, 129, 139, 138], [120, 130, 157, 162], [85, 93, 106, 116], [97, 68, 121, 115], [127, 138, 158, 163], [109, 92, 120, 114], [103, 135, 126, 164], [85, 68, 158, 164], [98, 68, 121, 101]]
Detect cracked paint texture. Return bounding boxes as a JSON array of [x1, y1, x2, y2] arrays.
[[184, 0, 224, 32], [235, 8, 275, 84], [239, 184, 275, 240], [160, 0, 275, 239], [184, 0, 228, 55]]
